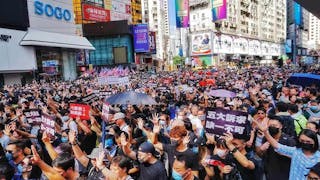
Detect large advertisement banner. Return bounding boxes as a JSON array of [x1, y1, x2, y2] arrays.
[[82, 4, 110, 22], [212, 0, 227, 21], [205, 108, 251, 139], [191, 33, 212, 55], [175, 0, 190, 28], [133, 24, 150, 53], [149, 31, 157, 54]]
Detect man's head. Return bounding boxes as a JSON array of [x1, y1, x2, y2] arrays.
[[5, 140, 25, 162], [110, 156, 132, 176], [172, 155, 193, 180], [52, 152, 75, 178], [137, 142, 158, 164], [268, 117, 283, 137], [308, 162, 320, 180], [113, 112, 126, 127], [276, 102, 288, 113], [169, 126, 188, 147], [307, 121, 319, 134], [191, 105, 199, 116]]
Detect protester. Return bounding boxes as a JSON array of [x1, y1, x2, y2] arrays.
[[0, 65, 318, 180]]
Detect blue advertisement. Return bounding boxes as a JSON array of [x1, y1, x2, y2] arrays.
[[133, 24, 149, 53], [294, 2, 301, 25], [285, 39, 292, 53]]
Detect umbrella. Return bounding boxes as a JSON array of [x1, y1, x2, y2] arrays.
[[209, 89, 236, 98], [287, 73, 320, 88], [106, 91, 157, 105]]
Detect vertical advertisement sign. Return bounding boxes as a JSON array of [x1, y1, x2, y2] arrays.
[[175, 0, 190, 28], [133, 24, 150, 53], [212, 0, 227, 21], [294, 2, 301, 25], [149, 31, 157, 54]]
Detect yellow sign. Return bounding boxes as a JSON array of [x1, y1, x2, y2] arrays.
[[104, 0, 112, 10]]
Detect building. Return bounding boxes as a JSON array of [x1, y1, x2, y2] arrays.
[[140, 0, 170, 71], [0, 0, 94, 86], [132, 0, 143, 24], [309, 13, 320, 49], [173, 0, 286, 67], [287, 0, 309, 63]]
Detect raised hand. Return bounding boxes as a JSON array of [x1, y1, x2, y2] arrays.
[[223, 132, 234, 145], [31, 145, 41, 165], [42, 131, 50, 143], [68, 130, 77, 144], [137, 118, 144, 130], [120, 132, 128, 146], [253, 119, 268, 132]]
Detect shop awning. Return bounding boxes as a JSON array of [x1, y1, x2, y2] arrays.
[[20, 29, 95, 50]]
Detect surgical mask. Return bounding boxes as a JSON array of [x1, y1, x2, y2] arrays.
[[5, 152, 13, 161], [61, 137, 68, 143], [17, 164, 24, 173], [105, 139, 114, 149], [62, 116, 69, 122], [172, 169, 183, 180], [310, 106, 319, 112], [192, 146, 199, 154], [216, 149, 227, 158]]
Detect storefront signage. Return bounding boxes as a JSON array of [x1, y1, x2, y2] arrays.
[[34, 0, 71, 21], [0, 34, 12, 42], [82, 4, 110, 22], [191, 33, 212, 55]]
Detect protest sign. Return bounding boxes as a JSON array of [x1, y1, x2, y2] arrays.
[[98, 76, 130, 85], [205, 108, 251, 139], [102, 102, 110, 122], [41, 113, 55, 137], [82, 93, 99, 104], [69, 103, 91, 120], [23, 109, 42, 123], [99, 91, 112, 99]]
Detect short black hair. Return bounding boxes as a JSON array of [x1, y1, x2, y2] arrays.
[[52, 153, 75, 171], [288, 104, 299, 114], [7, 140, 25, 150], [307, 121, 319, 130], [112, 156, 132, 173], [276, 102, 288, 112], [175, 154, 193, 169]]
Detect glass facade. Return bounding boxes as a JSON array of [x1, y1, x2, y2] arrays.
[[88, 35, 134, 65]]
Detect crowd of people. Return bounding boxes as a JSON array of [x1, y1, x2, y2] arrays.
[[0, 65, 319, 180]]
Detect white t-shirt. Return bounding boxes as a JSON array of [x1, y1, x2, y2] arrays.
[[188, 114, 203, 130]]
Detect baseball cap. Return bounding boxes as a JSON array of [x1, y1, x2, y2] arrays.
[[87, 148, 107, 161], [138, 142, 159, 157], [113, 112, 125, 121]]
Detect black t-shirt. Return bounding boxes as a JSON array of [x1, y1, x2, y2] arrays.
[[79, 131, 97, 155], [138, 160, 167, 180], [262, 133, 296, 180], [163, 144, 199, 177]]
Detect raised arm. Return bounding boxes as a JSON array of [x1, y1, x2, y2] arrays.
[[42, 131, 59, 160], [120, 133, 137, 160], [69, 130, 90, 167]]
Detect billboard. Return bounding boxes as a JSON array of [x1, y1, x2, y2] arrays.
[[294, 2, 301, 25], [191, 33, 212, 55], [212, 0, 227, 21], [149, 31, 157, 54], [82, 4, 110, 22], [286, 39, 292, 53], [175, 0, 190, 28], [133, 24, 149, 53]]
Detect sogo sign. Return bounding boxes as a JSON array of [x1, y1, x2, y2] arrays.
[[34, 0, 71, 21]]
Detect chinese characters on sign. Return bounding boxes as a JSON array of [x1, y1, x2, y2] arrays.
[[23, 109, 42, 123], [133, 24, 149, 53], [41, 113, 55, 137], [69, 104, 91, 120], [205, 108, 251, 139], [82, 4, 110, 22]]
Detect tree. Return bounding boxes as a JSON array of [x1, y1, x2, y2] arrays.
[[173, 56, 185, 66], [202, 60, 207, 69]]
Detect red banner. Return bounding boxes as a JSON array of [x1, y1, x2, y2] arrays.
[[82, 4, 110, 22], [70, 103, 91, 120]]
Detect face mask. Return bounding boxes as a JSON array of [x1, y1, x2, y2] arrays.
[[310, 106, 319, 112], [61, 137, 68, 143], [216, 149, 227, 158], [172, 169, 183, 180], [299, 142, 314, 151], [171, 139, 179, 147], [268, 126, 280, 137], [6, 152, 13, 161], [192, 146, 199, 154], [17, 164, 24, 173], [62, 116, 69, 122], [105, 139, 114, 149]]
